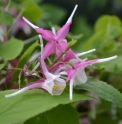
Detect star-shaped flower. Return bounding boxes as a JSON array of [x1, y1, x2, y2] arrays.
[[65, 55, 117, 100], [23, 5, 78, 59]]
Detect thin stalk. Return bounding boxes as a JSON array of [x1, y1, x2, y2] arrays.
[[5, 0, 11, 11], [7, 8, 24, 35], [5, 67, 40, 73]]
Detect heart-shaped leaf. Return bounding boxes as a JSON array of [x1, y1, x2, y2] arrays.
[[0, 37, 23, 60]]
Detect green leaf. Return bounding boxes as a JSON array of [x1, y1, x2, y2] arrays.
[[12, 41, 39, 80], [0, 37, 23, 60], [105, 26, 120, 40], [94, 15, 121, 32], [0, 63, 5, 70], [75, 77, 122, 108], [23, 0, 42, 21], [24, 115, 48, 124], [68, 39, 77, 48], [83, 31, 103, 50], [0, 90, 91, 124], [84, 15, 122, 51], [45, 104, 79, 124], [67, 33, 83, 40], [0, 9, 14, 25]]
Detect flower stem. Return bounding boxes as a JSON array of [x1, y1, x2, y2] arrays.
[[5, 67, 40, 73]]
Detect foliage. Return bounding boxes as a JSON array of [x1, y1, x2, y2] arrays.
[[0, 0, 122, 124], [0, 89, 91, 124], [0, 37, 23, 60]]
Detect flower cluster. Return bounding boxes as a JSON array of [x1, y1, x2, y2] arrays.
[[5, 5, 117, 100]]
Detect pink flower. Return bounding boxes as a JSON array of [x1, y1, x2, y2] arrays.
[[5, 35, 66, 98], [23, 5, 78, 59], [64, 55, 117, 100]]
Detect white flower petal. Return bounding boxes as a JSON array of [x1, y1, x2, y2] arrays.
[[69, 59, 79, 65], [74, 69, 87, 86], [52, 78, 66, 95], [41, 79, 54, 95]]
